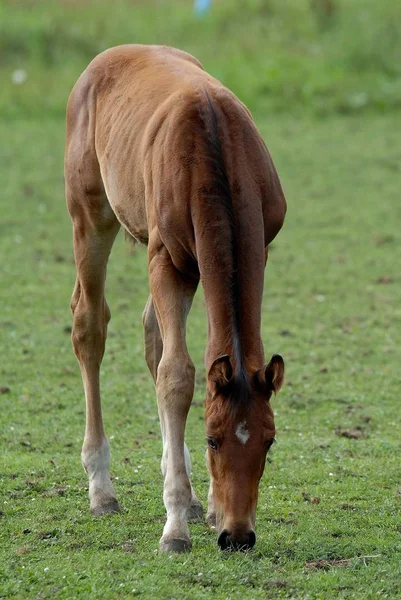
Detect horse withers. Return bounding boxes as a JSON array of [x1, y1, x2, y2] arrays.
[[65, 45, 286, 553]]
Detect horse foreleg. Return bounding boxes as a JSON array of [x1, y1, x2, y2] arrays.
[[143, 293, 203, 528], [148, 243, 201, 552]]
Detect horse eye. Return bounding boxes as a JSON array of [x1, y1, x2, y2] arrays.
[[207, 437, 218, 451]]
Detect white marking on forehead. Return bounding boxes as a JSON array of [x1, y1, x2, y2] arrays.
[[235, 421, 250, 445]]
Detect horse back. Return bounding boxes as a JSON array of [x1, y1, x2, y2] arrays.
[[66, 45, 286, 268]]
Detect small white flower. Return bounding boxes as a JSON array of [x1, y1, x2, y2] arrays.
[[329, 472, 334, 477], [44, 567, 49, 573], [12, 69, 27, 85]]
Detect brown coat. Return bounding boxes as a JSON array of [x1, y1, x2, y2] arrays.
[[65, 45, 286, 552]]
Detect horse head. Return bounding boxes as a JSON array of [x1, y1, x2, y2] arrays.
[[205, 354, 284, 550]]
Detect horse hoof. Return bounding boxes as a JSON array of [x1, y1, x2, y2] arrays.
[[187, 501, 204, 522], [91, 498, 120, 516], [206, 511, 216, 529], [159, 538, 192, 554]]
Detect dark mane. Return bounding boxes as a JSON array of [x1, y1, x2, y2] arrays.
[[200, 91, 251, 408], [226, 368, 251, 411]]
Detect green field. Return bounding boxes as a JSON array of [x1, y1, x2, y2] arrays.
[[1, 1, 401, 599]]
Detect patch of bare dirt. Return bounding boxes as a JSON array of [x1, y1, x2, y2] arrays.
[[264, 579, 287, 589], [306, 555, 381, 571], [305, 559, 351, 570], [335, 426, 365, 440], [121, 541, 136, 552]]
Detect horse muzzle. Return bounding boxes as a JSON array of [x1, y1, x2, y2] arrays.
[[217, 528, 256, 551]]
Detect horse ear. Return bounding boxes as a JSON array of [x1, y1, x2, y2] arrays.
[[208, 355, 233, 395], [254, 354, 284, 395]]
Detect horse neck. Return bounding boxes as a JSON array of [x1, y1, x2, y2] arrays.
[[189, 91, 267, 375], [202, 276, 265, 376], [196, 214, 266, 376]]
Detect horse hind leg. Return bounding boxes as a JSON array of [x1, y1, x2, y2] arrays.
[[66, 153, 121, 515], [142, 295, 163, 382]]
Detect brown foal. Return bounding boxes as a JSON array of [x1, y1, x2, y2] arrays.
[[65, 45, 286, 553]]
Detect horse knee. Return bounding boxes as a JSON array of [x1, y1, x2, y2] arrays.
[[156, 358, 195, 408], [157, 358, 195, 389]]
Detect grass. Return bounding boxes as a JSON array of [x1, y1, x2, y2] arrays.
[[1, 0, 401, 118], [1, 114, 401, 599], [1, 1, 401, 598]]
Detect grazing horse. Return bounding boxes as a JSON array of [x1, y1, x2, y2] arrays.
[[65, 45, 286, 553]]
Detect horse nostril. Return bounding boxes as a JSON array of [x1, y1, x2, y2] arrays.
[[217, 529, 256, 551], [217, 529, 230, 550], [248, 530, 256, 549]]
